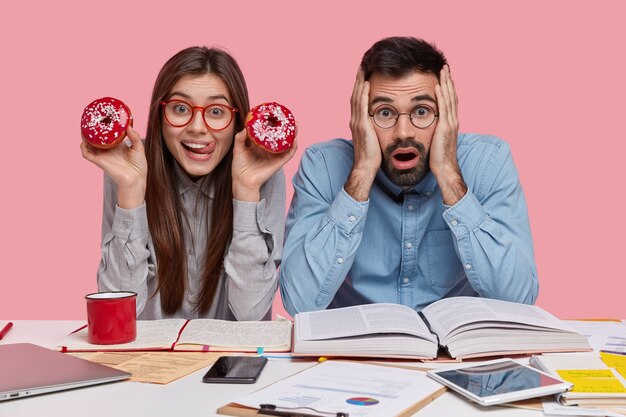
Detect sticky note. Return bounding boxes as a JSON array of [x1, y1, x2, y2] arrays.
[[567, 378, 626, 393], [556, 369, 626, 393], [600, 351, 626, 368], [557, 369, 615, 379]]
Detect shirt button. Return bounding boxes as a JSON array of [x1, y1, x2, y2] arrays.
[[407, 204, 414, 210], [402, 277, 409, 284], [465, 263, 472, 270], [337, 257, 344, 264], [451, 219, 458, 226], [406, 242, 413, 249], [122, 221, 130, 229], [188, 249, 195, 255], [348, 215, 356, 222]]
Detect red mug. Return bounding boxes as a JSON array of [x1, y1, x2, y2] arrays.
[[85, 291, 137, 344]]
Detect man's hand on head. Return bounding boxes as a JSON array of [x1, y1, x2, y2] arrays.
[[346, 70, 381, 202], [430, 65, 467, 206]]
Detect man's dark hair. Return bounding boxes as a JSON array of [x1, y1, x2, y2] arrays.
[[360, 36, 448, 80]]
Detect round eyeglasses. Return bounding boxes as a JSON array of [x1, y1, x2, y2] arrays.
[[369, 104, 439, 129], [161, 100, 238, 131]]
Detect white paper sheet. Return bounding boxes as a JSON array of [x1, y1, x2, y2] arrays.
[[566, 321, 626, 353], [231, 361, 444, 417], [542, 397, 626, 416]]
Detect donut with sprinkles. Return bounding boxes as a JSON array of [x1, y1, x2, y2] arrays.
[[245, 102, 296, 154], [81, 97, 133, 149]]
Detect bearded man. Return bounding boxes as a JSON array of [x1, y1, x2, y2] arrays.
[[280, 37, 538, 315]]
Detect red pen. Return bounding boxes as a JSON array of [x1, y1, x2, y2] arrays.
[[0, 322, 13, 340]]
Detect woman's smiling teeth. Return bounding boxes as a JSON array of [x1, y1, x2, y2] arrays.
[[184, 142, 207, 149], [182, 141, 215, 155]]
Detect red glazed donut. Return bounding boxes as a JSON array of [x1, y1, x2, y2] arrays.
[[245, 102, 296, 153], [81, 97, 133, 149]]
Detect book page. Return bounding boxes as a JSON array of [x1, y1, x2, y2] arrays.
[[58, 319, 187, 351], [70, 351, 145, 366], [176, 319, 292, 349], [295, 303, 435, 341], [530, 352, 609, 373], [70, 351, 221, 384], [542, 397, 625, 417], [113, 352, 220, 384], [421, 297, 575, 340]]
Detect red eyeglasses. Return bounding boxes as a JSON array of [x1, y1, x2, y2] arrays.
[[161, 100, 238, 131]]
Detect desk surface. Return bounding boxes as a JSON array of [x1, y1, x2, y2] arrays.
[[0, 320, 545, 417]]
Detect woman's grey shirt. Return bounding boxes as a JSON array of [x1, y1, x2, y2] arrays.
[[97, 165, 285, 321]]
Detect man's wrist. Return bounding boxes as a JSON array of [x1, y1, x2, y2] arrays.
[[344, 166, 376, 202], [434, 164, 467, 206]]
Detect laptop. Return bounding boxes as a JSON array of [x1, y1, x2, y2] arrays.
[[0, 343, 131, 401]]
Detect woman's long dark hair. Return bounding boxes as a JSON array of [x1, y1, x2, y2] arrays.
[[144, 46, 250, 314]]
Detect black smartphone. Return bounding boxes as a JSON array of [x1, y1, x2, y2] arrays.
[[202, 356, 268, 384]]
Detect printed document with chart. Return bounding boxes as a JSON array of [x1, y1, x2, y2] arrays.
[[218, 361, 446, 417]]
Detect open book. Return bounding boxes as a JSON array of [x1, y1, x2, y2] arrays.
[[59, 318, 292, 353], [529, 352, 626, 407], [293, 297, 591, 360]]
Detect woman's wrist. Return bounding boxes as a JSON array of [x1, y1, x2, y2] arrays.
[[232, 181, 261, 202], [117, 183, 147, 209]]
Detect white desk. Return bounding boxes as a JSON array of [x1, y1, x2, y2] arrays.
[[0, 320, 544, 417]]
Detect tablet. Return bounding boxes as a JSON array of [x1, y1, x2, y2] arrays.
[[427, 359, 572, 406]]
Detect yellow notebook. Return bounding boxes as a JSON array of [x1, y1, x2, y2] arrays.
[[530, 352, 626, 407]]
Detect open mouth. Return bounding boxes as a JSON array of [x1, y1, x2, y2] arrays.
[[182, 141, 216, 155], [394, 151, 417, 162], [391, 147, 420, 170]]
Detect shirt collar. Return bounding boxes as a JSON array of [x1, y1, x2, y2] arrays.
[[374, 168, 438, 199], [173, 162, 215, 198]]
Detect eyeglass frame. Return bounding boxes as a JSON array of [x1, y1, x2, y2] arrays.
[[160, 99, 239, 132], [368, 103, 439, 129]]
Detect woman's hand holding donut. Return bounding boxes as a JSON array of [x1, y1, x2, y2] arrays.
[[80, 126, 148, 209], [231, 128, 297, 202]]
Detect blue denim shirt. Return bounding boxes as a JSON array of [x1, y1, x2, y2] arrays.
[[280, 134, 538, 316]]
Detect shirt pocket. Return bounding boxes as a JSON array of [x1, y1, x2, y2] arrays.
[[425, 230, 459, 288]]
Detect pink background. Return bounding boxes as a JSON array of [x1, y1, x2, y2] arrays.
[[1, 1, 624, 320]]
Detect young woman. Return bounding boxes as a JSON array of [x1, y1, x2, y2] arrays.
[[81, 46, 296, 320]]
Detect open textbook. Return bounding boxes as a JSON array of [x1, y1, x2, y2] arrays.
[[293, 297, 591, 360], [59, 319, 292, 353]]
